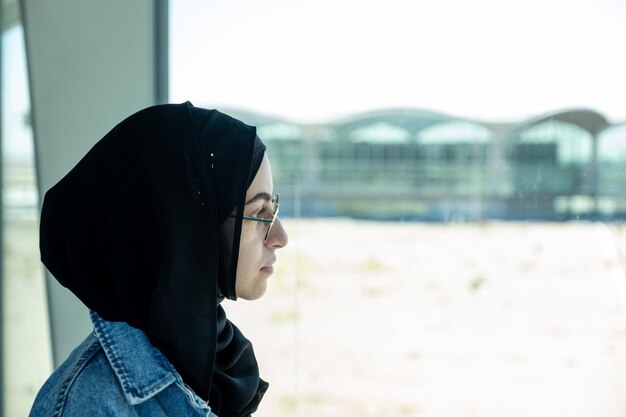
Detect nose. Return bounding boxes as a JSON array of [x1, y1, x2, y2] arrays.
[[266, 217, 288, 249]]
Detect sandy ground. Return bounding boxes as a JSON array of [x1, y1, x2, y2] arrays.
[[4, 218, 626, 417]]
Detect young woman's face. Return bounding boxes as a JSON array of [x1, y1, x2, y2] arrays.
[[235, 154, 288, 300]]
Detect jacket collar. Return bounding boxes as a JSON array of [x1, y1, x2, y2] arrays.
[[90, 311, 177, 405]]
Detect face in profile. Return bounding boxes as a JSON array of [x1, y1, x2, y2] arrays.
[[235, 154, 288, 300]]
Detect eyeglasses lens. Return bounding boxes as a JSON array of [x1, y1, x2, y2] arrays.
[[264, 194, 280, 242]]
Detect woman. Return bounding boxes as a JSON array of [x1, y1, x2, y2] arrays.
[[29, 102, 288, 417]]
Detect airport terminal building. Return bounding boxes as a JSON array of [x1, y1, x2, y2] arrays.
[[227, 108, 626, 221]]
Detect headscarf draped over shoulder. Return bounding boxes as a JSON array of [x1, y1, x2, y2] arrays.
[[40, 101, 268, 416]]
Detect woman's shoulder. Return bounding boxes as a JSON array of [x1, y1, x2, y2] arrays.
[[28, 333, 130, 417], [29, 316, 218, 417]]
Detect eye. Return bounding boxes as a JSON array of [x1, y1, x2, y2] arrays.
[[249, 206, 267, 218]]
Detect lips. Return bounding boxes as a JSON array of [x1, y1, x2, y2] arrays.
[[260, 266, 274, 274], [260, 258, 276, 273]]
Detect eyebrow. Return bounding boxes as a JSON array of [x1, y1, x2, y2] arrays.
[[245, 192, 272, 205]]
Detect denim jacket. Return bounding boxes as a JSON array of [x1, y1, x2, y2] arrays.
[[29, 311, 219, 417]]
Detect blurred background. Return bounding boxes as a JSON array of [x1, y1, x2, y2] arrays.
[[3, 0, 626, 416]]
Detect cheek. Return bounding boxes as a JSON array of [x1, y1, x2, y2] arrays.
[[235, 224, 265, 298], [238, 222, 258, 252], [237, 224, 262, 272]]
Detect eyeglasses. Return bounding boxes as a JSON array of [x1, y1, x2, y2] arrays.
[[234, 193, 280, 243]]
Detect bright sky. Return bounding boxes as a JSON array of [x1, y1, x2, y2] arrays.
[[171, 0, 626, 123]]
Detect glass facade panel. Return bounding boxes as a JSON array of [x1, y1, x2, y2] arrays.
[[508, 120, 596, 218], [598, 124, 626, 215], [2, 23, 52, 417]]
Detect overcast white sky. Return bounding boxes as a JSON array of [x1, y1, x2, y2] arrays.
[[171, 0, 626, 123]]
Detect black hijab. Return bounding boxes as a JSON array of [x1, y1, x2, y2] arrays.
[[40, 101, 268, 416]]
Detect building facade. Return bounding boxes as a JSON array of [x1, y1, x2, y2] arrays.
[[224, 107, 626, 221]]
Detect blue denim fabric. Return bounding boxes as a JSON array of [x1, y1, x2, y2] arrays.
[[29, 311, 219, 417]]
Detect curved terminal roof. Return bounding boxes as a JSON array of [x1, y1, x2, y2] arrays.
[[515, 108, 610, 136], [213, 106, 618, 143], [329, 108, 456, 136]]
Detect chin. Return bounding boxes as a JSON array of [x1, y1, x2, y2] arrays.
[[237, 283, 268, 301]]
